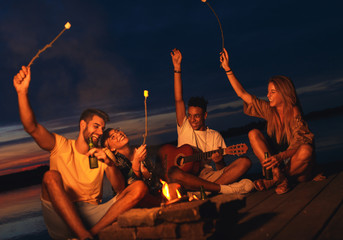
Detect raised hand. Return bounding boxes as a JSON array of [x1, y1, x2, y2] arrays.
[[132, 144, 147, 171], [13, 66, 31, 94], [170, 48, 182, 71], [219, 48, 231, 71]]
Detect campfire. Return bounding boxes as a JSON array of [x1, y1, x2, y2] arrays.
[[160, 180, 189, 206]]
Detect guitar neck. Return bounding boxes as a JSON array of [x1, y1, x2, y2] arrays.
[[183, 148, 224, 164], [181, 143, 247, 164]]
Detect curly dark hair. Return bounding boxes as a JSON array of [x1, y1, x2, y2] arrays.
[[187, 96, 208, 112], [100, 128, 114, 148]]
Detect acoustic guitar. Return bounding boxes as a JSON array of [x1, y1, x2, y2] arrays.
[[158, 143, 248, 176]]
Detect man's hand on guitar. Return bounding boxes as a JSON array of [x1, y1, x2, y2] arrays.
[[211, 151, 223, 163]]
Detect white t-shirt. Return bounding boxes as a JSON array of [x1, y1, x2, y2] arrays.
[[177, 117, 226, 167]]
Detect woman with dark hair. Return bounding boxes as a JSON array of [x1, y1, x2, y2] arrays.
[[219, 48, 323, 194], [101, 128, 162, 206]]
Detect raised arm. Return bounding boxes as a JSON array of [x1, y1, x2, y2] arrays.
[[220, 48, 253, 105], [170, 48, 186, 126], [13, 66, 55, 151]]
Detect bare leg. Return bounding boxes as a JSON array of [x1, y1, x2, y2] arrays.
[[286, 144, 314, 182], [90, 180, 148, 236], [41, 170, 92, 240], [214, 157, 251, 185], [168, 166, 221, 192], [248, 129, 290, 194], [248, 129, 271, 164]]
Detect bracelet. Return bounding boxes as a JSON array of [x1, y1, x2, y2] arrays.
[[174, 70, 181, 73], [225, 69, 232, 73]]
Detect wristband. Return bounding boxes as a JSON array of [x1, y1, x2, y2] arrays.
[[225, 69, 232, 73], [174, 70, 181, 73]]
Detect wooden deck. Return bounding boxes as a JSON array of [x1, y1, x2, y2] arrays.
[[230, 165, 343, 240]]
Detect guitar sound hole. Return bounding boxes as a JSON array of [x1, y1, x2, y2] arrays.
[[176, 156, 185, 166]]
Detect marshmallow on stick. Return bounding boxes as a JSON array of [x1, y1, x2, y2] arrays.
[[27, 22, 71, 67], [143, 90, 149, 145]]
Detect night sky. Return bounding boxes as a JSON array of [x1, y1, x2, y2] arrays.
[[1, 0, 343, 175]]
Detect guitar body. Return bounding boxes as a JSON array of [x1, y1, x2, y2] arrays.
[[158, 142, 248, 179], [158, 144, 201, 177]]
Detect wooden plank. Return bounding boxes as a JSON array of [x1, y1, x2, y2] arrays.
[[317, 201, 343, 240], [232, 174, 336, 240], [273, 171, 343, 240], [240, 188, 275, 213]]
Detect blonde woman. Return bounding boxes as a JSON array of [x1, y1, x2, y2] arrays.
[[220, 48, 322, 194]]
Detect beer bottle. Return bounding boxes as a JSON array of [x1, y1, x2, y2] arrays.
[[264, 152, 273, 180], [200, 185, 207, 200], [88, 136, 98, 169]]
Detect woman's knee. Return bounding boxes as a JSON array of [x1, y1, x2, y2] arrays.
[[248, 129, 264, 143], [295, 144, 314, 163]]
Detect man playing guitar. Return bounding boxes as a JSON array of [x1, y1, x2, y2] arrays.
[[166, 48, 254, 195]]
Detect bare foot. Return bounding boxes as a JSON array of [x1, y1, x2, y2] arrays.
[[313, 172, 326, 181]]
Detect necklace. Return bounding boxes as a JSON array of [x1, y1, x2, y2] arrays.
[[193, 127, 208, 152]]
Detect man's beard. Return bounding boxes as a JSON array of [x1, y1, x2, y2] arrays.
[[83, 129, 99, 146]]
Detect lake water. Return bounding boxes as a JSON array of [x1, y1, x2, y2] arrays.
[[0, 114, 342, 239]]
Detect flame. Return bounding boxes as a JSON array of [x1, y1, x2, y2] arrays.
[[160, 179, 171, 201], [160, 179, 182, 201], [176, 189, 181, 198]]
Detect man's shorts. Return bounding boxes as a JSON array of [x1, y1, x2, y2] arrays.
[[198, 166, 225, 182], [41, 196, 117, 240]]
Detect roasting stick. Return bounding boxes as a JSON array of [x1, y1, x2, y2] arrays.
[[28, 22, 71, 67], [143, 90, 149, 145]]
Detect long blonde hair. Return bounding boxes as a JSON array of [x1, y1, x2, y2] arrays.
[[266, 75, 302, 145]]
